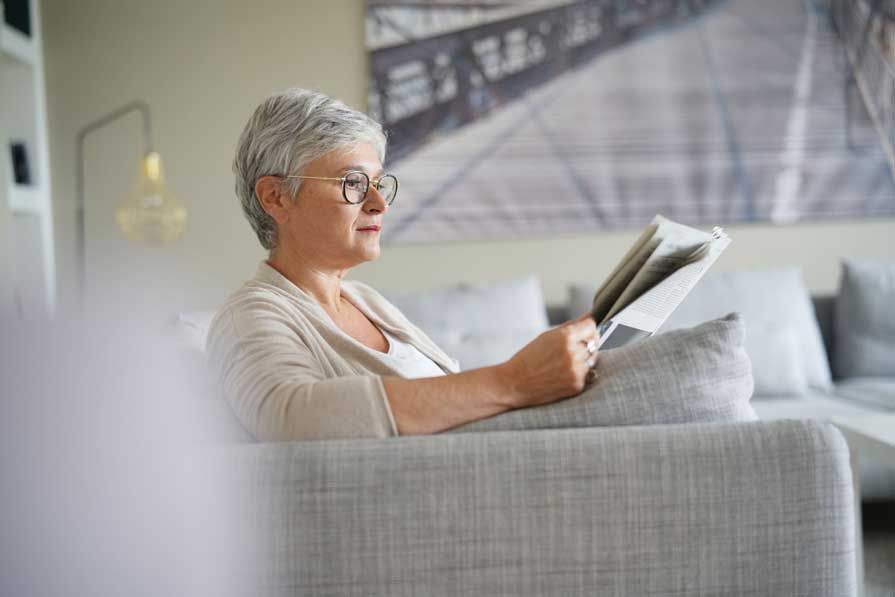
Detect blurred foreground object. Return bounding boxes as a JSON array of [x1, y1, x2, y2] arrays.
[[0, 305, 257, 597]]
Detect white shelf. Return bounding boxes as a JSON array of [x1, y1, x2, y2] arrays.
[[7, 183, 46, 215], [0, 22, 36, 66], [1, 0, 56, 318]]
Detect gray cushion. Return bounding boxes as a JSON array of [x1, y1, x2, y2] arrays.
[[751, 391, 879, 421], [833, 377, 895, 412], [659, 267, 833, 394], [382, 275, 549, 371], [448, 313, 756, 433], [834, 259, 895, 378]]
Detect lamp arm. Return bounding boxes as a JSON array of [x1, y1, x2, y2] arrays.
[[74, 101, 153, 299]]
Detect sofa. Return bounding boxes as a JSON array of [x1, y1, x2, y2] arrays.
[[375, 261, 895, 498], [176, 262, 889, 595], [232, 420, 855, 595]]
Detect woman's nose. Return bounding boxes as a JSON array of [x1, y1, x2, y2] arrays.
[[364, 185, 389, 213]]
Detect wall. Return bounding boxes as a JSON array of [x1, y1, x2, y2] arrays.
[[42, 0, 368, 315], [43, 1, 894, 315], [0, 79, 11, 318]]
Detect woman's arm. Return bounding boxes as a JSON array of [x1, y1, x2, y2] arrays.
[[382, 364, 517, 435], [208, 299, 597, 441], [384, 313, 599, 435]]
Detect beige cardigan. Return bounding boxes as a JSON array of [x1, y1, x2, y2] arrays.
[[206, 262, 461, 441]]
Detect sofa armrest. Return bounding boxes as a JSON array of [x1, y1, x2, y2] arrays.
[[236, 420, 856, 596]]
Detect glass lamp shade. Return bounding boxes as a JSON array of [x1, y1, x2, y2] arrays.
[[116, 152, 187, 243]]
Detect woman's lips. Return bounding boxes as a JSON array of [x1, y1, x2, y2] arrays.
[[357, 227, 380, 232]]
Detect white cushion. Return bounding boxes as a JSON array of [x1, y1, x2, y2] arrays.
[[174, 310, 216, 352], [751, 391, 878, 420], [567, 283, 598, 323], [659, 267, 832, 394], [744, 325, 808, 396], [833, 377, 895, 411], [425, 328, 540, 370], [171, 309, 254, 443], [383, 275, 550, 371]]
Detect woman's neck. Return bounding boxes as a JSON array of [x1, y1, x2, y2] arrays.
[[267, 250, 349, 314]]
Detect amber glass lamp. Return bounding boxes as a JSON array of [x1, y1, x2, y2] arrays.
[[75, 101, 187, 294], [115, 151, 187, 243]]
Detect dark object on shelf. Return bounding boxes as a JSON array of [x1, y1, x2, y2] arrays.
[[3, 0, 32, 37], [10, 141, 31, 185]]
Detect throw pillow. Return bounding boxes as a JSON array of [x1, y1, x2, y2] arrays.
[[447, 313, 756, 433], [173, 310, 254, 443], [743, 325, 808, 396], [382, 275, 550, 370], [658, 267, 832, 394], [426, 328, 541, 370], [834, 259, 895, 377], [567, 282, 599, 322]]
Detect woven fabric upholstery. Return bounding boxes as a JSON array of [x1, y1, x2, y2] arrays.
[[834, 259, 895, 378], [237, 420, 856, 596], [450, 313, 756, 434]]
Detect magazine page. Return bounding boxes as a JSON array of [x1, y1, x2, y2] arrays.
[[597, 231, 730, 350], [590, 220, 660, 323], [602, 224, 715, 323]]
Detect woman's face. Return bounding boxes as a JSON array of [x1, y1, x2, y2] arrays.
[[277, 142, 390, 270]]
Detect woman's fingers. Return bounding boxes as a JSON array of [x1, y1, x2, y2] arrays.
[[566, 314, 599, 345], [503, 312, 603, 407]]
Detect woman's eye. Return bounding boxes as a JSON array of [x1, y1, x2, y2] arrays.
[[345, 175, 365, 189]]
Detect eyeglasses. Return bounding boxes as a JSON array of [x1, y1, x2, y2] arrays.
[[278, 170, 398, 205]]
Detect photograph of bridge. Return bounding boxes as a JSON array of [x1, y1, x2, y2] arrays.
[[366, 0, 895, 244]]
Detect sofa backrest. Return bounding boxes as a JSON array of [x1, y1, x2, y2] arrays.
[[546, 304, 568, 327], [812, 295, 836, 376]]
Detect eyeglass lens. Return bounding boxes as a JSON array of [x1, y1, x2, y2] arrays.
[[342, 171, 397, 205]]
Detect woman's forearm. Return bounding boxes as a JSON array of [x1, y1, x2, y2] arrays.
[[382, 364, 523, 435]]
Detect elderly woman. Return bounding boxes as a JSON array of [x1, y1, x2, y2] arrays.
[[207, 87, 599, 441]]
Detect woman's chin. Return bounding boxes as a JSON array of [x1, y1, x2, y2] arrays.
[[355, 243, 381, 261]]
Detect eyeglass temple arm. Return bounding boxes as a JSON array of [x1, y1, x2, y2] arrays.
[[280, 175, 344, 181]]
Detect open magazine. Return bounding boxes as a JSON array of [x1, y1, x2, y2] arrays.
[[592, 215, 730, 350]]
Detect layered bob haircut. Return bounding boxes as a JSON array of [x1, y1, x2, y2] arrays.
[[233, 87, 387, 250]]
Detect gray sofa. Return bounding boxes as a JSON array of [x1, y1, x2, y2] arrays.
[[237, 420, 856, 596], [181, 266, 878, 595]]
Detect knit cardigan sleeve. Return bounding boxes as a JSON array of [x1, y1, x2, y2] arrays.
[[206, 301, 399, 442]]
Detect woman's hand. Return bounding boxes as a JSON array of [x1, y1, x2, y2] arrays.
[[496, 312, 600, 409]]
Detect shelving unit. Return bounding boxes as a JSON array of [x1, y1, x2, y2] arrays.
[[1, 0, 56, 318]]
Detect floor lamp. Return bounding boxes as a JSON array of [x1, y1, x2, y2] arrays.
[[75, 100, 187, 298]]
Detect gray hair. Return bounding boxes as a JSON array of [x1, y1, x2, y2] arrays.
[[232, 87, 387, 250]]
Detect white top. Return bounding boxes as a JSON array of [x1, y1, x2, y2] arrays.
[[377, 327, 449, 379], [206, 261, 461, 442]]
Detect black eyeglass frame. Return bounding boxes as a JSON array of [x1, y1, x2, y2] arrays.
[[277, 170, 398, 205]]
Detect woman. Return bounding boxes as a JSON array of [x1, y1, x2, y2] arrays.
[[207, 87, 599, 441]]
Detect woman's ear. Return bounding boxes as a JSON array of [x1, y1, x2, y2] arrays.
[[255, 176, 290, 225]]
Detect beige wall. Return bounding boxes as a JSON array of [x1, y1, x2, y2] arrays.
[[43, 0, 368, 313], [43, 0, 895, 314], [0, 88, 11, 318]]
